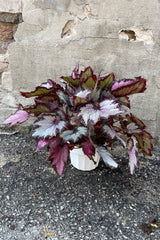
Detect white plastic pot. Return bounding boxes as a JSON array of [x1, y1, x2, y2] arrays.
[[70, 148, 100, 171]]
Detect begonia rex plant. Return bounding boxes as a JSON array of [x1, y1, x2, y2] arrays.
[[4, 65, 153, 175]]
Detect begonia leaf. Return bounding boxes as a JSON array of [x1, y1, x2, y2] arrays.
[[24, 103, 51, 115], [72, 64, 79, 79], [127, 114, 146, 130], [3, 109, 29, 126], [21, 80, 63, 98], [111, 77, 146, 97], [118, 96, 130, 108], [80, 66, 93, 81], [32, 116, 66, 138], [57, 90, 69, 103], [61, 127, 88, 143], [97, 146, 118, 168], [78, 104, 100, 125], [98, 73, 115, 89], [21, 87, 55, 98], [127, 122, 142, 134], [35, 96, 58, 111], [103, 125, 126, 147], [81, 140, 95, 158], [127, 137, 138, 174], [111, 79, 134, 92], [134, 131, 153, 156], [48, 142, 69, 175], [61, 76, 81, 86], [120, 114, 146, 134], [76, 89, 91, 98], [99, 99, 125, 118], [40, 79, 54, 89], [82, 76, 96, 89], [78, 100, 124, 125], [35, 94, 57, 104], [73, 96, 87, 107], [36, 139, 49, 151]]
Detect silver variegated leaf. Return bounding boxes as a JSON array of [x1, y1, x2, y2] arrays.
[[61, 126, 88, 142], [78, 99, 124, 125], [33, 116, 66, 138], [97, 146, 118, 168]]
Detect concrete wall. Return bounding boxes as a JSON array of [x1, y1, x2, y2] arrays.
[[0, 0, 160, 137]]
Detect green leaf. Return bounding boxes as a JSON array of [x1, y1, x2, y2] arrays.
[[111, 77, 146, 97], [61, 66, 94, 87], [82, 76, 96, 89], [127, 114, 146, 129], [134, 131, 153, 156], [118, 96, 130, 108], [24, 103, 51, 115], [89, 89, 100, 101], [80, 66, 93, 81], [61, 76, 81, 86], [21, 87, 55, 98], [98, 73, 115, 89], [73, 96, 87, 107], [127, 137, 134, 150]]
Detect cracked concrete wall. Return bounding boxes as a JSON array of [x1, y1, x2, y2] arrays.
[[0, 0, 160, 137]]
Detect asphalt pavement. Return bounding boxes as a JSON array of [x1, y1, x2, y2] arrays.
[[0, 128, 159, 240]]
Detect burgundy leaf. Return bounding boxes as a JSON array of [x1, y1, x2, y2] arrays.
[[81, 140, 95, 158], [21, 87, 55, 98], [48, 142, 69, 175]]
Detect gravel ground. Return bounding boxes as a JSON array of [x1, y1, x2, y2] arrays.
[[0, 128, 160, 240]]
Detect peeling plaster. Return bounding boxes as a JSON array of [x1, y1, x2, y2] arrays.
[[61, 3, 94, 39], [61, 19, 76, 38], [119, 27, 154, 45], [83, 4, 94, 18]]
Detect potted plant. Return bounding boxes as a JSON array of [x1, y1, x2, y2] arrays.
[[4, 65, 153, 175]]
